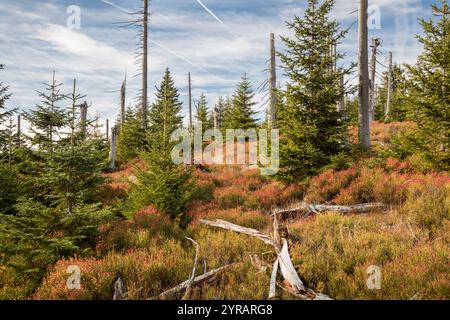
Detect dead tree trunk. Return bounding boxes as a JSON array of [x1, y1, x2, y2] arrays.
[[110, 125, 118, 170], [188, 72, 193, 134], [338, 75, 345, 112], [385, 51, 393, 121], [268, 33, 277, 130], [106, 119, 109, 141], [141, 0, 149, 130], [370, 38, 381, 122], [358, 0, 371, 149], [16, 114, 21, 146], [80, 101, 88, 136], [120, 70, 127, 125]]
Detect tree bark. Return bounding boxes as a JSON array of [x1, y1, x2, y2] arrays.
[[370, 38, 381, 122], [268, 32, 277, 130], [141, 0, 149, 130], [385, 51, 393, 121], [358, 0, 371, 149]]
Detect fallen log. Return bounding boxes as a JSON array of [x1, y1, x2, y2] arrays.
[[200, 219, 280, 249], [274, 202, 386, 220], [155, 264, 235, 300]]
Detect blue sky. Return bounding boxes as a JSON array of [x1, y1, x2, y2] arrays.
[[0, 0, 436, 127]]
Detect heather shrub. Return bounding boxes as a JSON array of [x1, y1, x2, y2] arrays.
[[305, 168, 360, 203], [216, 188, 248, 209], [96, 207, 185, 254], [400, 184, 450, 238], [35, 240, 193, 300], [288, 212, 450, 299]]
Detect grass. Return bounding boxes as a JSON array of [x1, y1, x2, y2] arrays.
[[6, 122, 450, 300]]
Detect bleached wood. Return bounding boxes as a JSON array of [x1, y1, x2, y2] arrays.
[[183, 237, 200, 300], [268, 259, 279, 299], [155, 264, 235, 300], [200, 219, 279, 249], [274, 202, 385, 219], [358, 0, 371, 148], [278, 239, 305, 292]]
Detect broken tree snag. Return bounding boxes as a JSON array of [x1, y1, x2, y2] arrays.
[[200, 219, 279, 249], [274, 202, 386, 220], [278, 239, 305, 292], [155, 264, 235, 300], [183, 237, 200, 300], [268, 259, 279, 299], [201, 218, 332, 300]]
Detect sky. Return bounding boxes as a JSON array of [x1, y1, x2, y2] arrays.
[[0, 0, 437, 129]]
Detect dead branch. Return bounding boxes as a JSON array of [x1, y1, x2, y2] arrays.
[[154, 264, 236, 300], [200, 217, 333, 300], [200, 219, 279, 249], [183, 237, 200, 300], [274, 202, 386, 220], [268, 259, 279, 299]]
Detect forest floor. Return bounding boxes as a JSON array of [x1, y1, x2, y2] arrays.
[[34, 122, 450, 300]]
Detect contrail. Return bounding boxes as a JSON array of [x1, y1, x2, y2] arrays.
[[149, 39, 210, 74], [195, 0, 238, 38], [99, 0, 210, 73], [100, 0, 132, 14]]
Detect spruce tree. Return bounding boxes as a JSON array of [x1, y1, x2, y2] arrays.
[[375, 64, 409, 122], [23, 72, 67, 152], [117, 106, 147, 162], [214, 96, 227, 129], [0, 65, 14, 157], [147, 68, 183, 149], [396, 1, 450, 171], [224, 75, 257, 129], [221, 97, 234, 130], [195, 93, 213, 132], [0, 76, 113, 293], [128, 68, 192, 226], [277, 0, 353, 180]]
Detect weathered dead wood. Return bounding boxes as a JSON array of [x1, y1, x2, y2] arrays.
[[155, 264, 235, 300], [274, 202, 386, 220], [201, 217, 333, 300], [278, 239, 305, 292], [268, 259, 279, 299], [200, 219, 279, 249], [183, 237, 200, 300]]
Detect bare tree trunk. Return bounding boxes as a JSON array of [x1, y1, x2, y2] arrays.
[[385, 51, 393, 121], [110, 126, 118, 170], [80, 101, 88, 136], [188, 72, 193, 134], [338, 75, 345, 112], [188, 72, 194, 165], [16, 114, 21, 146], [358, 0, 371, 149], [141, 0, 149, 130], [213, 109, 218, 131], [106, 119, 109, 141], [268, 33, 277, 130], [370, 38, 381, 122]]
